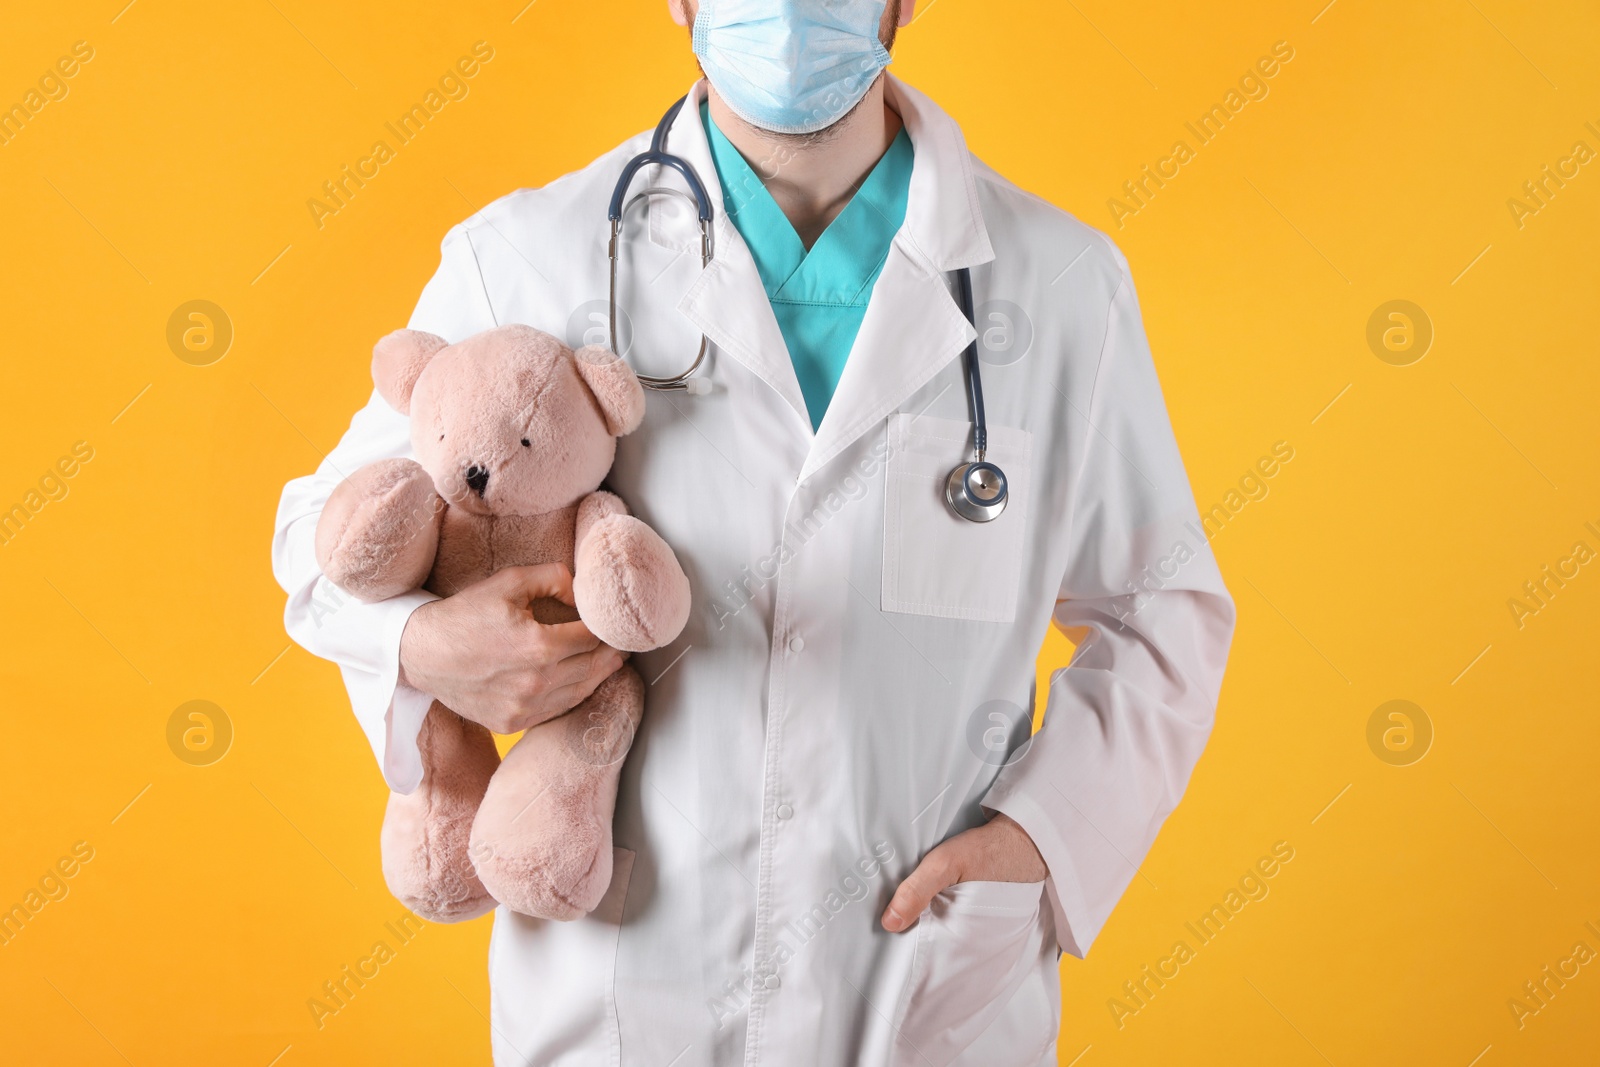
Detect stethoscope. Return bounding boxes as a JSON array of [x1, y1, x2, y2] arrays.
[[608, 97, 1008, 524]]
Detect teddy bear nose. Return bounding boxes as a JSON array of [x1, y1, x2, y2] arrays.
[[465, 465, 490, 497]]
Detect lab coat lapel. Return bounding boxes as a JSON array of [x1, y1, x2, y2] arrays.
[[678, 243, 811, 431], [800, 76, 995, 482], [800, 248, 973, 482]]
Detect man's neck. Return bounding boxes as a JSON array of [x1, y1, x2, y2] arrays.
[[706, 78, 903, 250]]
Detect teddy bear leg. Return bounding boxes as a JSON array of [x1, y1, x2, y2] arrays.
[[469, 664, 644, 921], [380, 701, 501, 922]]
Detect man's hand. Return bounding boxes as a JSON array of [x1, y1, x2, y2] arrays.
[[881, 813, 1046, 932], [398, 563, 625, 735]]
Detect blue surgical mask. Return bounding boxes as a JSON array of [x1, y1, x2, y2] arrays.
[[693, 0, 892, 136]]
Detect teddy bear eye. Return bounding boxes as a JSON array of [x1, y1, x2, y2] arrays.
[[521, 438, 531, 447]]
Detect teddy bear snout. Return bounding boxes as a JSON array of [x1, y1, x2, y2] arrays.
[[464, 465, 490, 498]]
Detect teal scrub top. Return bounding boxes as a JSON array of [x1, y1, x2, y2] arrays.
[[702, 104, 914, 430]]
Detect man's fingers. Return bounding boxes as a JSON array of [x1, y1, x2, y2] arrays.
[[547, 644, 625, 692], [497, 563, 576, 606], [882, 840, 964, 933]]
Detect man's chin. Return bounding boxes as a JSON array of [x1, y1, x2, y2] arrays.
[[702, 73, 886, 148]]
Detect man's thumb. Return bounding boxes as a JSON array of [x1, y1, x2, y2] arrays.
[[882, 843, 961, 933]]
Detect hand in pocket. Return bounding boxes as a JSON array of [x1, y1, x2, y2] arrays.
[[881, 813, 1046, 933]]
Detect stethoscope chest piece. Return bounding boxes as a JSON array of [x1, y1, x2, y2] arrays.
[[945, 460, 1008, 523]]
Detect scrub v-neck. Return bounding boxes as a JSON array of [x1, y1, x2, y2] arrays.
[[702, 103, 914, 431]]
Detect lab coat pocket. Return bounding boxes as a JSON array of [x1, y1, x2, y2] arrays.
[[488, 847, 634, 1067], [890, 878, 1049, 1067], [882, 413, 1032, 623]]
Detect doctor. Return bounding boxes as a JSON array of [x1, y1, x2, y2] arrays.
[[272, 1, 1234, 1063]]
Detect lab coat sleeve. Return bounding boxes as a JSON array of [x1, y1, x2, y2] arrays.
[[270, 224, 499, 794], [982, 258, 1236, 958]]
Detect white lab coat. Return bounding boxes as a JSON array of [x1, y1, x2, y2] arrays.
[[272, 76, 1234, 1067]]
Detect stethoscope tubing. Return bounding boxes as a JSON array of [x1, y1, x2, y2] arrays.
[[609, 96, 1007, 521]]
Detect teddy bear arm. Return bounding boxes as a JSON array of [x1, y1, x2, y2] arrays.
[[574, 489, 629, 552], [571, 491, 690, 654], [315, 457, 445, 602]]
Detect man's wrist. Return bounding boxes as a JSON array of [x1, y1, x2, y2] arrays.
[[989, 813, 1048, 880], [396, 598, 437, 692]]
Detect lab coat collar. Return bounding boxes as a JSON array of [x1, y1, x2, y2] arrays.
[[881, 74, 995, 274]]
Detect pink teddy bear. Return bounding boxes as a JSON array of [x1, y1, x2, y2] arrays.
[[315, 324, 690, 921]]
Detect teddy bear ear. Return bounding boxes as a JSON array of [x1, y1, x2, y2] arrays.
[[573, 345, 646, 435], [372, 329, 449, 414]]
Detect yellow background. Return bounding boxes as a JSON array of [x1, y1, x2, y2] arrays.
[[1, 1, 1596, 1064]]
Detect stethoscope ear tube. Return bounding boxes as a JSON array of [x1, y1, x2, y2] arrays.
[[948, 268, 1007, 522], [608, 95, 717, 392], [955, 268, 988, 461]]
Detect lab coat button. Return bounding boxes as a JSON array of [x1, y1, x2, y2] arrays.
[[788, 636, 805, 653], [764, 974, 781, 989], [776, 803, 794, 820]]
